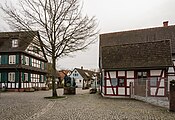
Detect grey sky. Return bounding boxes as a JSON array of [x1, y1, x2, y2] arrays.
[[1, 0, 175, 70]]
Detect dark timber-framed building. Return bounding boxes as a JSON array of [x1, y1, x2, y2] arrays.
[[0, 31, 47, 91], [99, 22, 175, 97]]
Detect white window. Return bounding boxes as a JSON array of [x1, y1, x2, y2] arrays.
[[21, 55, 24, 64], [41, 62, 44, 69], [24, 73, 28, 82], [0, 55, 1, 64], [25, 56, 29, 65], [9, 55, 16, 64], [8, 72, 15, 82], [12, 39, 18, 47]]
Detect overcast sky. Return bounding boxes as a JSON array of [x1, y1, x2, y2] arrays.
[[1, 0, 175, 70]]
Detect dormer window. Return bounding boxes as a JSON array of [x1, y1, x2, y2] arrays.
[[12, 39, 18, 48]]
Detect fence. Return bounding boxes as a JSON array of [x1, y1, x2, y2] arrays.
[[130, 78, 169, 108]]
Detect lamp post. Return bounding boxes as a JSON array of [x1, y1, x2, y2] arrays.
[[94, 73, 97, 92]]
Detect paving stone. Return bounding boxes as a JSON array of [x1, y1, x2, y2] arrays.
[[0, 88, 175, 120]]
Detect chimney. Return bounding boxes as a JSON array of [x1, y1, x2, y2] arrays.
[[163, 21, 168, 27], [81, 66, 83, 70]]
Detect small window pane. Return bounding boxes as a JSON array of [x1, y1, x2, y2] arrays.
[[118, 78, 125, 87], [8, 72, 15, 82], [150, 77, 158, 86], [111, 78, 118, 86], [12, 39, 18, 47]]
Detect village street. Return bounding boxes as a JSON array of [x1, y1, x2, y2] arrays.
[[0, 88, 175, 120]]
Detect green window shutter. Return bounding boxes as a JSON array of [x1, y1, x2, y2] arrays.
[[22, 72, 24, 81], [2, 72, 7, 82], [1, 55, 8, 64], [29, 57, 32, 66], [1, 55, 4, 64], [16, 54, 19, 64], [0, 73, 1, 82], [44, 75, 46, 82], [23, 55, 25, 65], [39, 75, 41, 82], [5, 55, 8, 64], [15, 71, 19, 82], [28, 73, 31, 82]]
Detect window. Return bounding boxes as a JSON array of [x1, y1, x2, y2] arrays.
[[24, 73, 28, 82], [41, 62, 44, 69], [31, 74, 40, 82], [137, 71, 148, 85], [9, 55, 16, 64], [73, 73, 78, 76], [111, 78, 118, 86], [25, 56, 29, 65], [31, 58, 40, 68], [0, 55, 1, 64], [33, 46, 39, 54], [79, 80, 81, 83], [12, 39, 18, 47], [150, 77, 158, 86], [8, 72, 15, 82], [118, 78, 125, 87]]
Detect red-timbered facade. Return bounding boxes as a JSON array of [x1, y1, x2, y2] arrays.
[[100, 22, 175, 97]]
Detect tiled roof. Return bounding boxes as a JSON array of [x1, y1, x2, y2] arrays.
[[102, 40, 173, 70], [75, 68, 96, 80], [0, 31, 38, 52], [100, 25, 175, 54], [58, 70, 71, 80]]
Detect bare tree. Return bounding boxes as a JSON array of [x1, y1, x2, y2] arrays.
[[0, 0, 98, 97]]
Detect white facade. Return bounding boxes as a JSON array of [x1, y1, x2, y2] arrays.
[[69, 69, 84, 88]]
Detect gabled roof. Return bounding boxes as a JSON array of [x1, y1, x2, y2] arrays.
[[100, 25, 175, 54], [0, 31, 38, 52], [102, 40, 173, 70], [58, 70, 71, 80], [75, 68, 96, 80]]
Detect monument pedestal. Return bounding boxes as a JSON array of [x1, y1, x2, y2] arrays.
[[64, 87, 76, 95]]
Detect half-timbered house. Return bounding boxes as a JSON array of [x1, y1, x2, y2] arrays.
[[0, 31, 47, 91], [99, 22, 175, 97]]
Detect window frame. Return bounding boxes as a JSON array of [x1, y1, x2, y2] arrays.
[[12, 39, 18, 48], [111, 78, 118, 86], [149, 77, 159, 87], [118, 77, 125, 87], [24, 73, 28, 82], [8, 72, 15, 82], [9, 55, 16, 64], [25, 56, 29, 65]]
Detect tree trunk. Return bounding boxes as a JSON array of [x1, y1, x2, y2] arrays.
[[52, 57, 58, 97]]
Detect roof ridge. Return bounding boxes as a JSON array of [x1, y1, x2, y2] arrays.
[[100, 25, 175, 36]]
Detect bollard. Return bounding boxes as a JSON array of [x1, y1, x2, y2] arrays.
[[169, 80, 175, 112]]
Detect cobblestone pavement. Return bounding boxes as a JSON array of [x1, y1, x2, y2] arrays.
[[0, 88, 175, 120]]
